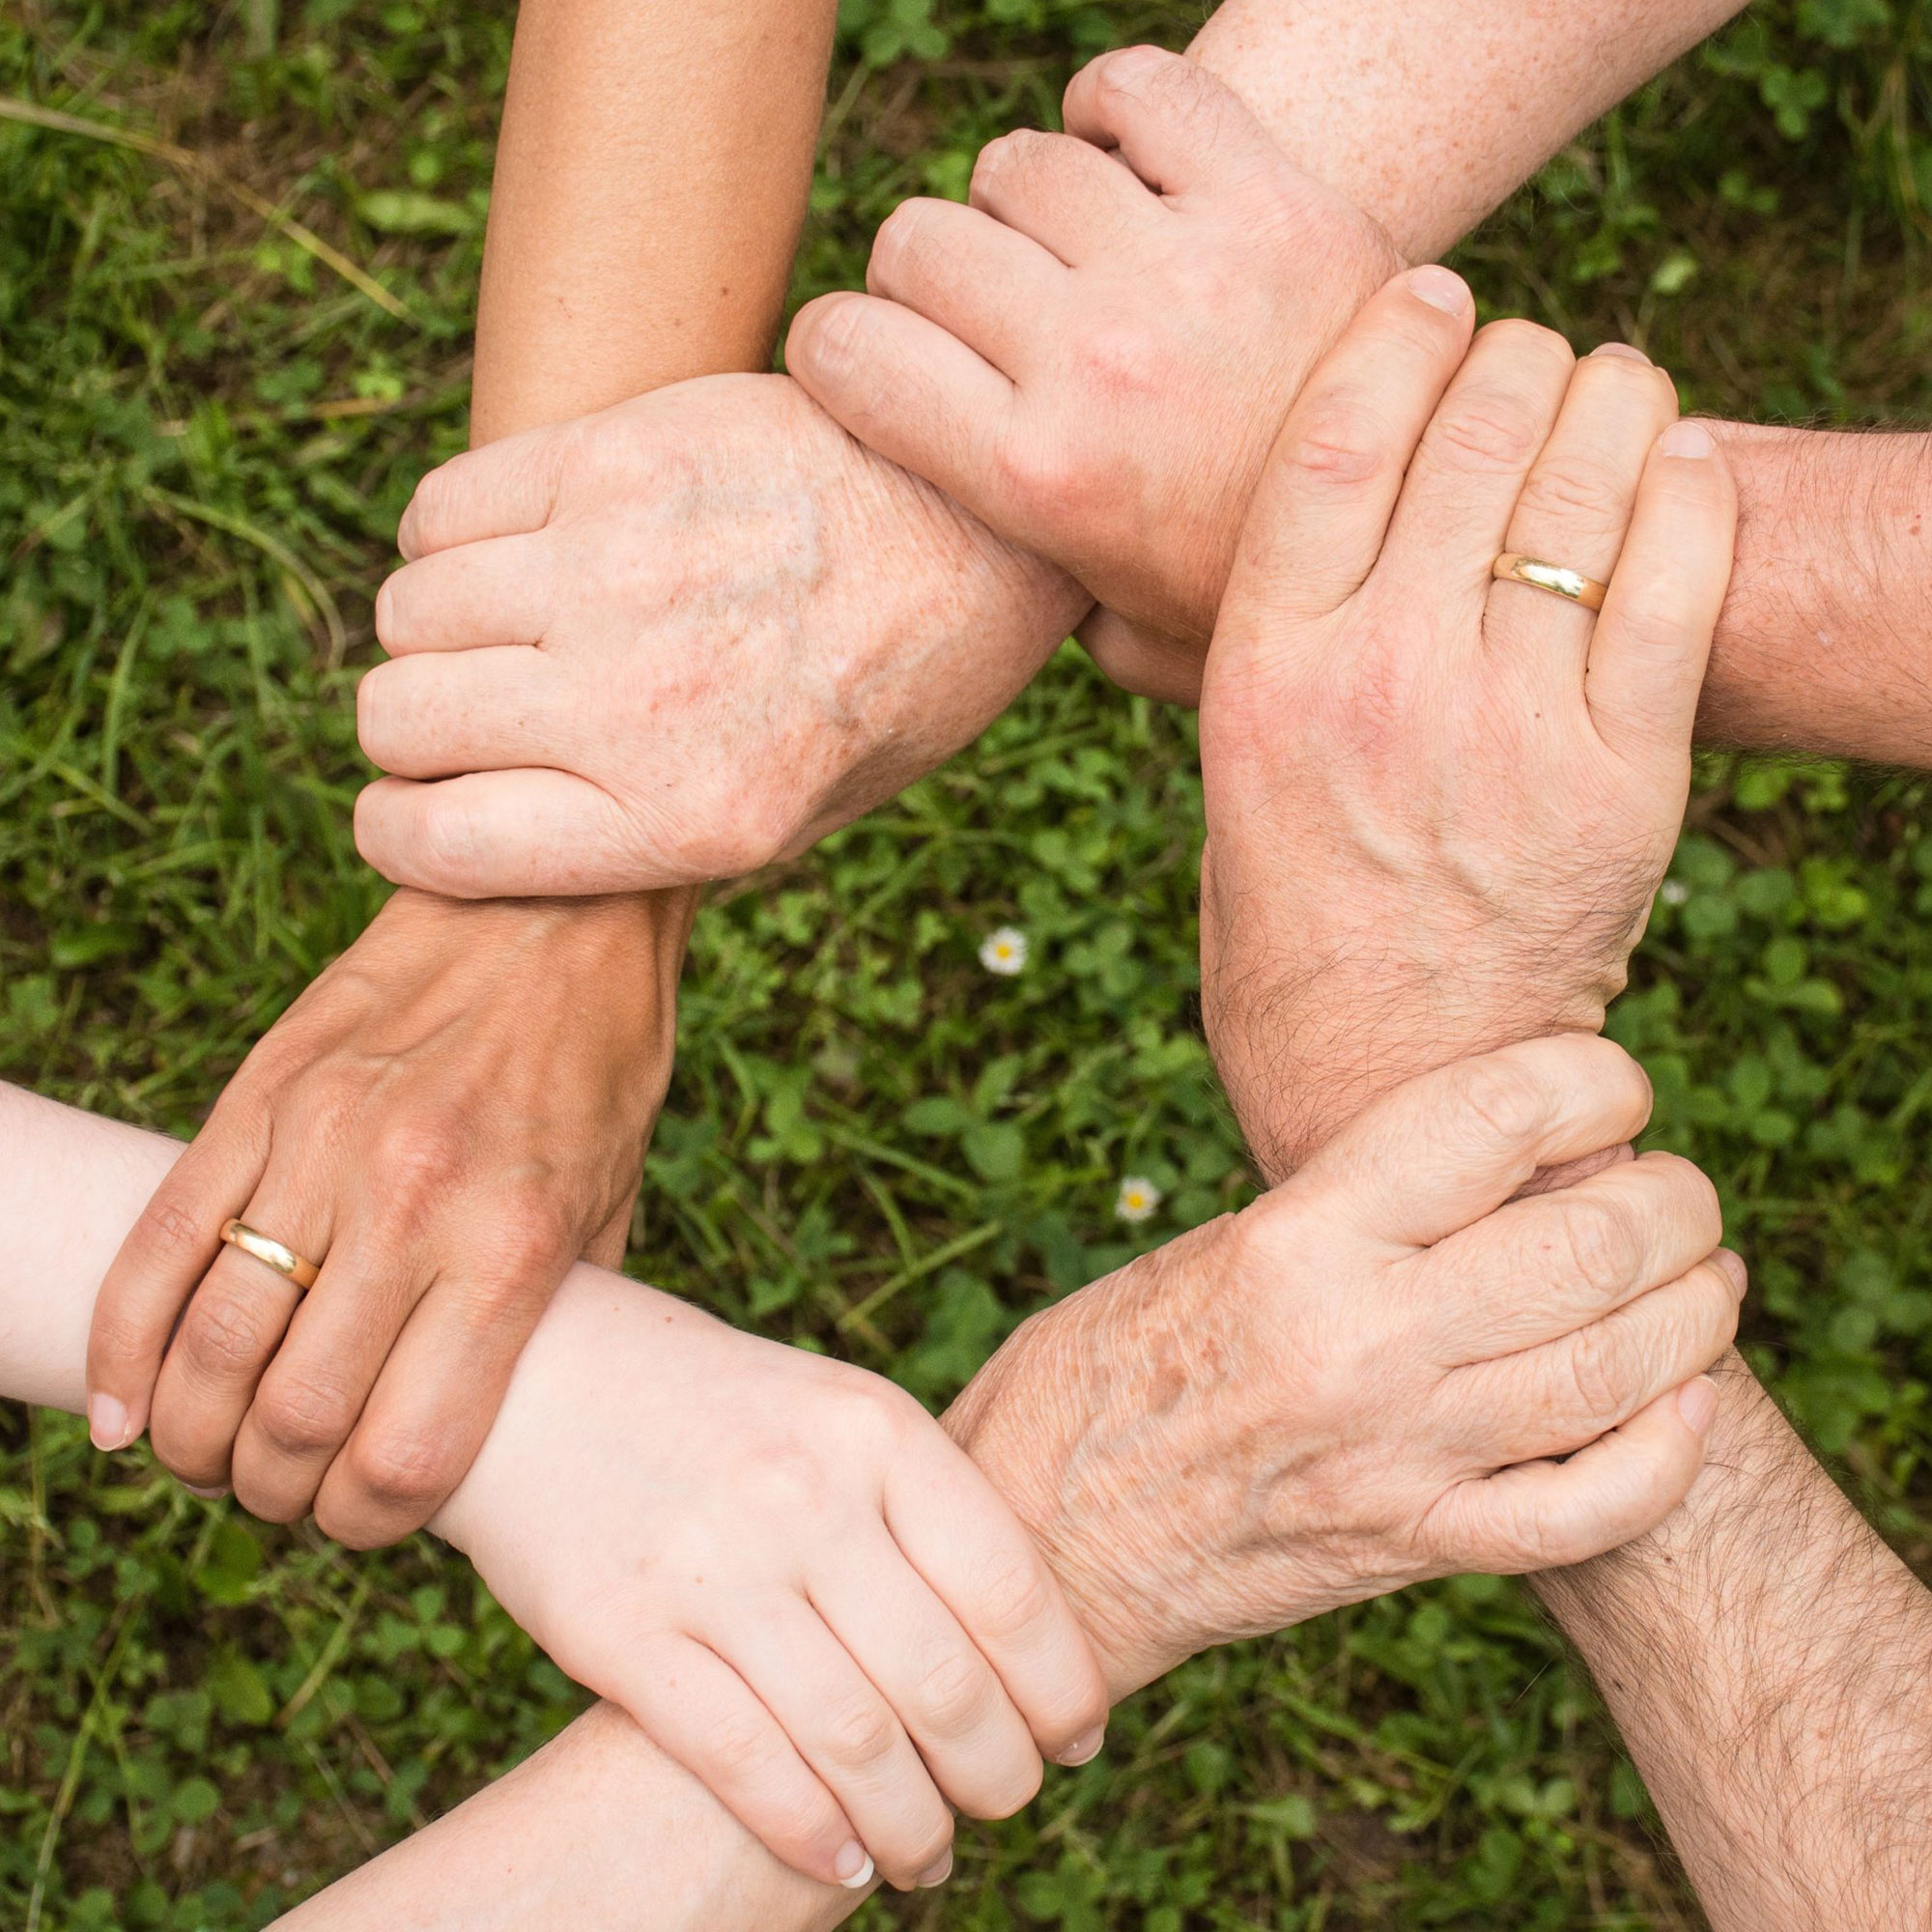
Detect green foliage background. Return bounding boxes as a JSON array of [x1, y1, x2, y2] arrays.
[[3, 0, 1930, 1925]]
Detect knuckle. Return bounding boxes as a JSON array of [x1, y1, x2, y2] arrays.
[[1563, 1318, 1633, 1424], [1089, 43, 1186, 115], [1516, 455, 1626, 528], [144, 1191, 217, 1264], [1432, 390, 1548, 473], [1557, 1194, 1643, 1299], [970, 1551, 1057, 1645], [818, 1695, 901, 1773], [373, 1116, 469, 1204], [790, 295, 868, 380], [911, 1647, 996, 1737], [971, 128, 1055, 201], [254, 1368, 361, 1458], [177, 1289, 278, 1382], [1278, 399, 1390, 490], [1449, 1055, 1550, 1151], [345, 1424, 458, 1516]]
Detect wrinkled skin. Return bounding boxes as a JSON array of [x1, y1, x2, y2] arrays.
[[1195, 276, 1737, 1177], [945, 1036, 1739, 1697], [354, 374, 1088, 898], [786, 45, 1404, 702]]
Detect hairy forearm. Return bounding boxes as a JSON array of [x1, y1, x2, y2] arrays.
[[1535, 1352, 1932, 1928], [1702, 423, 1932, 764]]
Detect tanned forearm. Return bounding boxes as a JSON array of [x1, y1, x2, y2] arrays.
[[1535, 1352, 1932, 1928]]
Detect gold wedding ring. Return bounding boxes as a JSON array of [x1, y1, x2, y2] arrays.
[[218, 1218, 322, 1293], [1492, 553, 1610, 613]]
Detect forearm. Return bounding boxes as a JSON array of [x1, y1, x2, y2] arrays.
[[1535, 1352, 1932, 1927], [1187, 0, 1745, 262], [1701, 423, 1932, 764], [0, 1085, 862, 1931], [470, 0, 838, 441]]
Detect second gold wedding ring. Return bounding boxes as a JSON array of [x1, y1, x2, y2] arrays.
[[218, 1218, 322, 1293], [1492, 553, 1610, 613]]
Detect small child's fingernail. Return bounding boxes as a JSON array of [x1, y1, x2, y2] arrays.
[[184, 1484, 230, 1501], [1660, 419, 1716, 460], [1591, 341, 1652, 364], [1677, 1376, 1719, 1434], [1406, 265, 1471, 316], [835, 1844, 874, 1889], [1715, 1248, 1748, 1299], [88, 1394, 132, 1452], [1056, 1725, 1105, 1767], [916, 1850, 952, 1889]]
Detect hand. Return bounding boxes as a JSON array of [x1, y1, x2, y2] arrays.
[[85, 888, 687, 1545], [945, 1035, 1741, 1697], [435, 1275, 1110, 1894], [1195, 272, 1737, 1178], [352, 372, 1090, 897], [784, 44, 1403, 703]]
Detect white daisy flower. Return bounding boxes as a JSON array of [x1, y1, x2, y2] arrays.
[[980, 926, 1029, 977], [1659, 879, 1690, 906], [1115, 1176, 1162, 1224]]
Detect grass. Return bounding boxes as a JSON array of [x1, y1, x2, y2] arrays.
[[3, 0, 1931, 1925]]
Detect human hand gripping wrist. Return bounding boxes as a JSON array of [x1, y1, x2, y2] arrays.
[[1192, 270, 1737, 1177], [84, 886, 689, 1546], [350, 373, 1089, 898], [784, 44, 1406, 704], [942, 1035, 1740, 1697], [430, 1266, 1108, 1896]]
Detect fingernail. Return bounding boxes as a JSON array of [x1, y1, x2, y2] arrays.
[[1056, 1725, 1105, 1767], [835, 1844, 873, 1889], [1677, 1376, 1719, 1434], [88, 1395, 132, 1452], [916, 1850, 952, 1889], [1406, 265, 1471, 316], [184, 1484, 230, 1501], [1660, 419, 1716, 460], [1591, 341, 1652, 364], [1715, 1248, 1749, 1299]]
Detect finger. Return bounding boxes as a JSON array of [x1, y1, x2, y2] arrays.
[[1429, 1151, 1724, 1360], [1458, 1253, 1743, 1466], [1487, 345, 1680, 704], [605, 1634, 874, 1890], [967, 128, 1154, 266], [1299, 1034, 1656, 1250], [1216, 268, 1476, 633], [373, 534, 554, 655], [809, 1527, 1043, 1821], [1379, 318, 1577, 610], [354, 770, 652, 898], [395, 426, 568, 561], [715, 1600, 955, 1889], [784, 292, 1015, 518], [356, 648, 568, 781], [885, 1444, 1109, 1766], [313, 1245, 568, 1548], [147, 1166, 332, 1490], [1441, 1375, 1719, 1574], [228, 1225, 434, 1527], [867, 195, 1067, 367], [86, 1108, 270, 1451], [1062, 45, 1282, 200], [1586, 418, 1738, 765], [1076, 606, 1205, 706]]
